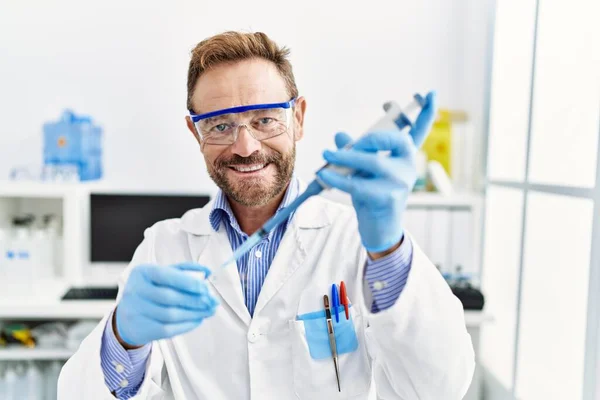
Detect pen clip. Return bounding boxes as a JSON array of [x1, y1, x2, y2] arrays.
[[323, 294, 332, 320]]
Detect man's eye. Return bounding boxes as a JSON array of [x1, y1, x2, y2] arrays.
[[213, 124, 229, 132], [259, 118, 274, 125]]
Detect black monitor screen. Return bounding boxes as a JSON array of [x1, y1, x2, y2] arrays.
[[90, 193, 210, 262]]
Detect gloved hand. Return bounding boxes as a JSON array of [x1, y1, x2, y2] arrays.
[[115, 263, 219, 347], [317, 91, 437, 253]]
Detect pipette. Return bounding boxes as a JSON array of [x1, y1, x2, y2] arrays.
[[219, 93, 426, 269]]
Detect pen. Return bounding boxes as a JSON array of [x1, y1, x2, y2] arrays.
[[340, 281, 349, 320], [324, 294, 341, 392], [331, 284, 340, 323]]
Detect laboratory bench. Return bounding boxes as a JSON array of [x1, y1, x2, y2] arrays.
[[0, 348, 74, 361], [0, 280, 115, 320], [0, 279, 491, 400], [0, 279, 490, 324]]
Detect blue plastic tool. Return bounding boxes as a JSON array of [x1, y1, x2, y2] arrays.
[[332, 284, 340, 323]]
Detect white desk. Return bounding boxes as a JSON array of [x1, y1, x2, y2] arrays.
[[0, 280, 115, 320], [0, 280, 490, 322], [0, 281, 491, 400]]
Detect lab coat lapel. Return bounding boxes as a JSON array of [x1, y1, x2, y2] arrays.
[[195, 228, 252, 327], [252, 195, 330, 317], [251, 221, 305, 317]]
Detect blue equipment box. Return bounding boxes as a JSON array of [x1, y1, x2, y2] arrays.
[[43, 110, 103, 181]]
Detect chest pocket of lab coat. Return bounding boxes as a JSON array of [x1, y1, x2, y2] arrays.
[[289, 306, 371, 399]]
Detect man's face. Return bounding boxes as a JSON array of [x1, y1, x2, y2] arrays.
[[186, 58, 306, 207]]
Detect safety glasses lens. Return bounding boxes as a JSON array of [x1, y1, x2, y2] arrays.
[[194, 108, 291, 145]]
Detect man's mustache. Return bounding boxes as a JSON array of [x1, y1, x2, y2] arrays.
[[214, 153, 282, 169]]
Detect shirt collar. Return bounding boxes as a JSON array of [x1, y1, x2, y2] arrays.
[[209, 176, 300, 237]]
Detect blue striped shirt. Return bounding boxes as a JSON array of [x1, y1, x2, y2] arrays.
[[100, 177, 413, 398], [100, 317, 149, 398], [208, 177, 300, 316]]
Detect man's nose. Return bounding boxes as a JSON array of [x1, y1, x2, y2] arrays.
[[230, 126, 261, 157]]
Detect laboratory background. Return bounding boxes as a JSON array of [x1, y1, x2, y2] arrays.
[[0, 0, 599, 399]]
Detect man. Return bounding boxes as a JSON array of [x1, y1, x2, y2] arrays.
[[58, 31, 474, 399]]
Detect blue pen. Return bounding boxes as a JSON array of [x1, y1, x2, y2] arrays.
[[331, 284, 340, 323]]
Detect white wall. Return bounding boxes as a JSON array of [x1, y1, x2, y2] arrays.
[[0, 0, 494, 192]]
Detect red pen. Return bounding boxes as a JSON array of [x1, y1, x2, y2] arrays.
[[340, 281, 349, 320]]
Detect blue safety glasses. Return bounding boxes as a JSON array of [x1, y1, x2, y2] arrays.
[[189, 99, 296, 145]]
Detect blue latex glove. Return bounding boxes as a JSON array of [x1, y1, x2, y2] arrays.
[[317, 91, 437, 253], [115, 263, 219, 347]]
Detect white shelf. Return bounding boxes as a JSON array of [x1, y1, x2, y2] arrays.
[[0, 347, 74, 360], [407, 192, 483, 208], [0, 181, 481, 206], [0, 302, 114, 320], [464, 310, 493, 327], [322, 189, 483, 208], [0, 181, 79, 198], [0, 280, 114, 319], [0, 180, 214, 198]]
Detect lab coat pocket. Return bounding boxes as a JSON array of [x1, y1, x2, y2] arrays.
[[290, 308, 371, 399]]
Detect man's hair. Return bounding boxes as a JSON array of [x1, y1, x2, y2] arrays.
[[187, 31, 299, 112]]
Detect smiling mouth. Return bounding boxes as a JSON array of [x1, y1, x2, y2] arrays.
[[228, 163, 269, 173]]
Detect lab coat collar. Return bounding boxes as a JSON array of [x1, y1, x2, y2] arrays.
[[180, 178, 331, 235]]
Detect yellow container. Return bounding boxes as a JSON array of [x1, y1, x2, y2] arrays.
[[422, 109, 453, 177]]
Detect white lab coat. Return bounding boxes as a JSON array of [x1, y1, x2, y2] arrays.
[[58, 192, 474, 400]]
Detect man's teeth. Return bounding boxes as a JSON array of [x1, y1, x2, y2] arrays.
[[231, 164, 266, 172]]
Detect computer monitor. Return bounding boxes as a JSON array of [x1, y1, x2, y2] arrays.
[[90, 193, 210, 262]]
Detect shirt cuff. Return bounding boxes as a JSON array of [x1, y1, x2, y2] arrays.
[[364, 235, 413, 313], [100, 310, 151, 399]]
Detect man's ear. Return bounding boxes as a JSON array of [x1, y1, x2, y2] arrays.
[[293, 96, 307, 141], [186, 116, 203, 151]]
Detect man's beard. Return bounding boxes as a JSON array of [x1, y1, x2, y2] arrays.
[[208, 146, 296, 207]]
